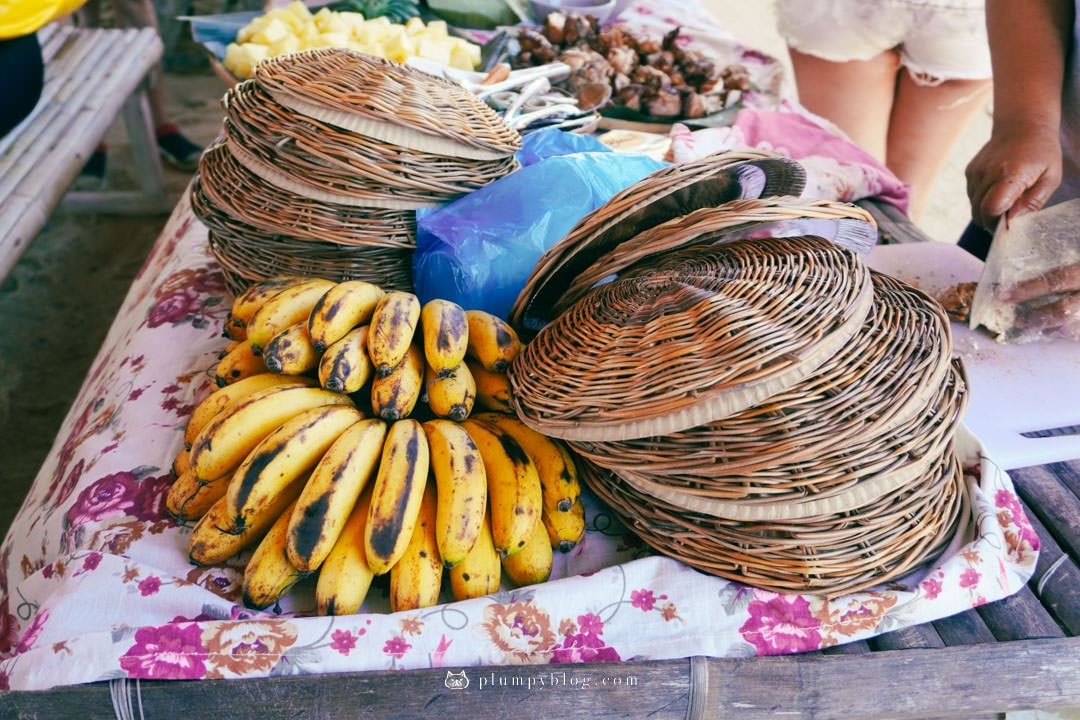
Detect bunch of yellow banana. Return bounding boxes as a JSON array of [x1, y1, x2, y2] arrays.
[[169, 275, 587, 613]]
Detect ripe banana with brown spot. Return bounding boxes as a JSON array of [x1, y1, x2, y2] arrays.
[[166, 468, 230, 523], [501, 509, 553, 587], [224, 404, 365, 533], [470, 412, 581, 514], [286, 417, 387, 572], [184, 372, 317, 450], [370, 342, 425, 422], [172, 444, 192, 476], [189, 384, 355, 482], [226, 275, 311, 341], [307, 280, 386, 353], [422, 418, 487, 567], [420, 298, 469, 377], [543, 496, 586, 554], [364, 418, 430, 575], [242, 499, 310, 610], [465, 309, 522, 373], [367, 290, 421, 377], [467, 358, 513, 413], [262, 320, 319, 375], [460, 418, 542, 557], [188, 489, 296, 567], [214, 339, 267, 387], [424, 360, 476, 421], [389, 480, 443, 612], [448, 510, 501, 601], [245, 277, 337, 355], [315, 488, 376, 616], [318, 325, 374, 395]]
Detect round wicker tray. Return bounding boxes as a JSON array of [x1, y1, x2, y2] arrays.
[[222, 82, 520, 209], [507, 235, 875, 441], [580, 440, 968, 595], [253, 48, 522, 161], [568, 272, 962, 518], [508, 149, 809, 334]]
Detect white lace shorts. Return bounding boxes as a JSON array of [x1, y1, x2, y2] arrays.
[[775, 0, 992, 84]]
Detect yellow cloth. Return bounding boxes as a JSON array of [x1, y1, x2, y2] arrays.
[[0, 0, 86, 40]]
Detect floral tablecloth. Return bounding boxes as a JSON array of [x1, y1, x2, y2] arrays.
[[0, 1, 1039, 694]]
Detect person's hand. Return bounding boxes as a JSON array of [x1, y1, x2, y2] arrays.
[[965, 123, 1063, 230]]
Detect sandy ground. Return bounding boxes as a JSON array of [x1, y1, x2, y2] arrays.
[[0, 0, 989, 537]]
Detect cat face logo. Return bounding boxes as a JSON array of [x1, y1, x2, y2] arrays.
[[444, 670, 469, 690]]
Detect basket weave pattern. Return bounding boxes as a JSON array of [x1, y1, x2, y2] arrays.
[[190, 47, 521, 293], [506, 159, 972, 593]]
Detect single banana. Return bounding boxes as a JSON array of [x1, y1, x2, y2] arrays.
[[172, 444, 192, 477], [465, 309, 522, 373], [184, 372, 317, 450], [419, 298, 469, 377], [229, 275, 311, 326], [370, 342, 425, 422], [224, 404, 365, 534], [448, 510, 501, 602], [470, 412, 581, 514], [287, 418, 388, 572], [467, 358, 513, 413], [188, 490, 296, 567], [262, 320, 319, 376], [315, 488, 376, 616], [307, 280, 386, 353], [367, 290, 422, 377], [242, 499, 309, 610], [189, 384, 355, 482], [226, 275, 311, 341], [166, 468, 230, 523], [364, 418, 430, 575], [424, 361, 476, 422], [423, 416, 488, 569], [422, 419, 487, 567], [245, 277, 337, 355], [543, 496, 586, 554], [501, 509, 553, 587], [318, 325, 374, 395], [460, 419, 542, 557], [214, 339, 267, 387], [389, 480, 443, 613]]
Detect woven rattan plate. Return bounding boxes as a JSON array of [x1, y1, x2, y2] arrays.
[[507, 235, 875, 441], [509, 150, 808, 334], [222, 82, 520, 209], [569, 272, 962, 518], [253, 48, 522, 161]]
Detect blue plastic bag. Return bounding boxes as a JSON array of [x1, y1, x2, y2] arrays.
[[412, 129, 667, 320]]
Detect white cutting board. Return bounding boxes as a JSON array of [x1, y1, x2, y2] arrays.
[[866, 242, 1080, 470]]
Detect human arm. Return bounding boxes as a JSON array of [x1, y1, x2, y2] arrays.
[[965, 0, 1074, 230]]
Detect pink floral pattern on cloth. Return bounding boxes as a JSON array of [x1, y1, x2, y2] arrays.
[[0, 186, 1039, 692]]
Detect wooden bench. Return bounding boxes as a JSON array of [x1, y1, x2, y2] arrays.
[[0, 22, 170, 280]]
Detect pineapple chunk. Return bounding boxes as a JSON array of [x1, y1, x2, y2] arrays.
[[249, 16, 291, 46], [223, 41, 271, 78]]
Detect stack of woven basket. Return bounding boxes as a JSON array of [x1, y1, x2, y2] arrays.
[[507, 153, 969, 595], [191, 47, 522, 295]]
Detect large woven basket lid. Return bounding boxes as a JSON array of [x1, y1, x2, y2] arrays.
[[567, 272, 962, 518], [507, 235, 874, 441], [196, 141, 415, 248], [222, 82, 519, 208], [509, 150, 808, 335], [544, 198, 879, 328], [252, 48, 522, 161]]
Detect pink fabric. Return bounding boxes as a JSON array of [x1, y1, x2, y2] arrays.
[[668, 106, 912, 212]]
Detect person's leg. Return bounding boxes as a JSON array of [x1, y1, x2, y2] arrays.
[[0, 33, 45, 139], [885, 71, 992, 221], [787, 48, 902, 164]]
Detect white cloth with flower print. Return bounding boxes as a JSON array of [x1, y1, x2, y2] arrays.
[[0, 184, 1039, 691], [0, 0, 1040, 690]]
